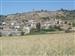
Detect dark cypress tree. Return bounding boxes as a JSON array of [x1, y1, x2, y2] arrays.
[[0, 32, 2, 37], [36, 23, 41, 31]]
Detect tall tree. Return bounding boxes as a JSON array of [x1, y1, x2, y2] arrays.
[[36, 22, 41, 31]]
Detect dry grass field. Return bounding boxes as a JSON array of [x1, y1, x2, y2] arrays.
[[0, 33, 75, 56]]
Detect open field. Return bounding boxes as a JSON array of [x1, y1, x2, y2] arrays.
[[0, 33, 75, 56]]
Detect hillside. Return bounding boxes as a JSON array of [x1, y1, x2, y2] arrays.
[[0, 9, 75, 24], [0, 15, 6, 23]]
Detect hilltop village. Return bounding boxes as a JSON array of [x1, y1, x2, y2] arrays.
[[0, 9, 75, 36]]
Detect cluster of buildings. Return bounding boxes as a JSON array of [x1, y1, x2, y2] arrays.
[[0, 17, 72, 36], [0, 19, 37, 36]]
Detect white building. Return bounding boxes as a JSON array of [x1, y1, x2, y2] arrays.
[[23, 26, 31, 34], [25, 20, 37, 29]]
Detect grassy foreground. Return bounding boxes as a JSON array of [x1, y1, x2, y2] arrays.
[[0, 33, 75, 56]]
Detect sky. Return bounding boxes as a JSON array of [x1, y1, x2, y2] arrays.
[[0, 0, 75, 15]]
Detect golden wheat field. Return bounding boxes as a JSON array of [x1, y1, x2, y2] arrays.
[[0, 33, 75, 56]]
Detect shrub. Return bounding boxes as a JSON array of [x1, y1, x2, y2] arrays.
[[42, 29, 56, 32], [65, 29, 70, 33], [21, 31, 25, 36], [54, 25, 63, 31], [9, 33, 13, 36], [30, 28, 37, 33], [0, 32, 2, 37], [40, 16, 50, 21], [72, 23, 75, 27], [41, 26, 56, 32], [64, 21, 67, 24]]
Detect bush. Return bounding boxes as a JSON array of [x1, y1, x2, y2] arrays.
[[41, 26, 56, 32], [54, 25, 63, 31], [40, 17, 50, 21], [9, 33, 13, 36], [64, 26, 72, 33], [21, 31, 25, 36], [0, 32, 2, 37], [65, 29, 71, 33], [41, 29, 56, 32], [30, 28, 37, 33], [72, 23, 75, 27]]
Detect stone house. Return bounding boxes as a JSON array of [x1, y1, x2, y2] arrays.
[[24, 19, 37, 29], [22, 26, 31, 34], [0, 20, 21, 36], [41, 19, 61, 29]]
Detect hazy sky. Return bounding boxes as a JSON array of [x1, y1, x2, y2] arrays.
[[0, 0, 75, 15]]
